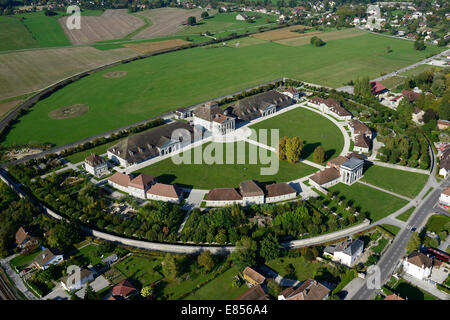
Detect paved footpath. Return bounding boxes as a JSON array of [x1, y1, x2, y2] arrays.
[[357, 180, 413, 202], [0, 255, 37, 300]]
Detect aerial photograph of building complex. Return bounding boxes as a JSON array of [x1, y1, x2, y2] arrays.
[[0, 0, 448, 314]]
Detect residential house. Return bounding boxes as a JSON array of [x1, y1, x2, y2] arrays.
[[239, 180, 265, 205], [370, 81, 388, 96], [403, 251, 433, 280], [229, 90, 292, 122], [402, 89, 421, 102], [15, 227, 31, 249], [353, 134, 371, 153], [243, 266, 266, 286], [193, 101, 235, 136], [264, 182, 297, 203], [110, 279, 138, 300], [33, 248, 64, 270], [236, 284, 269, 300], [278, 279, 330, 300], [205, 188, 243, 207], [127, 174, 157, 199], [107, 121, 196, 167], [84, 154, 108, 177], [324, 238, 364, 267], [439, 147, 450, 177], [412, 107, 425, 124], [437, 120, 450, 131], [146, 183, 183, 203], [61, 267, 95, 291], [236, 13, 249, 20], [439, 187, 450, 208]]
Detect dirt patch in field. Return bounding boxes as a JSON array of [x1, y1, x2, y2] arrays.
[[251, 25, 313, 41], [0, 46, 138, 100], [48, 104, 89, 119], [0, 99, 23, 118], [124, 39, 190, 54], [275, 29, 366, 46], [59, 9, 145, 45], [103, 71, 128, 78], [132, 8, 203, 39]]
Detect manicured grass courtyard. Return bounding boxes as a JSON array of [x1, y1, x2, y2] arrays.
[[134, 141, 317, 189], [380, 224, 401, 236], [328, 183, 408, 222], [249, 107, 345, 162], [396, 207, 415, 222], [361, 165, 428, 198], [9, 248, 42, 271], [3, 32, 443, 147]]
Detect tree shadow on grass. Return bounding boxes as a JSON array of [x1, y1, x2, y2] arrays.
[[394, 282, 425, 300]]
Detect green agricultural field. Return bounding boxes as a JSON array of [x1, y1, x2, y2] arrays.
[[176, 12, 277, 36], [0, 16, 38, 51], [249, 107, 345, 162], [184, 267, 248, 300], [329, 183, 408, 221], [134, 141, 317, 189], [361, 165, 428, 198], [2, 32, 443, 147]]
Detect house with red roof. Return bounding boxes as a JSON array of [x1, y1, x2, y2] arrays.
[[110, 280, 138, 300], [370, 81, 388, 95]]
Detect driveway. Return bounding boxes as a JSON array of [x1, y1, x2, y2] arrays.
[[0, 255, 37, 300]]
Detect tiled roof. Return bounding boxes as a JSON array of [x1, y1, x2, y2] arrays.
[[310, 167, 340, 185], [349, 119, 371, 135], [239, 180, 265, 197], [370, 81, 387, 95], [108, 172, 132, 188], [235, 285, 269, 300], [147, 183, 182, 199], [128, 174, 156, 190], [354, 134, 370, 149], [194, 102, 223, 122], [280, 279, 330, 300], [265, 182, 296, 198], [385, 294, 405, 300], [85, 154, 106, 167], [206, 188, 242, 201], [402, 90, 420, 102], [442, 187, 450, 196], [407, 251, 432, 269], [112, 280, 137, 297], [33, 248, 62, 267], [15, 227, 30, 246], [243, 267, 266, 284]]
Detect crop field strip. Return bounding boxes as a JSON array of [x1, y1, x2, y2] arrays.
[[275, 28, 366, 46]]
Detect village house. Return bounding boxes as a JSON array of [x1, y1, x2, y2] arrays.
[[84, 154, 108, 177], [370, 81, 388, 96], [236, 13, 249, 20], [412, 107, 425, 124], [15, 227, 31, 249], [193, 101, 235, 136], [403, 251, 433, 280], [439, 147, 450, 178], [243, 267, 266, 286], [437, 120, 450, 131], [61, 267, 95, 292], [439, 187, 450, 208], [264, 182, 297, 203], [107, 121, 196, 167], [127, 174, 157, 199], [229, 90, 292, 122], [402, 89, 421, 102], [278, 279, 330, 300], [146, 183, 183, 203], [32, 248, 64, 270], [109, 279, 138, 300], [236, 284, 270, 300], [324, 238, 364, 267], [239, 180, 265, 205], [309, 96, 352, 121], [205, 188, 243, 207]]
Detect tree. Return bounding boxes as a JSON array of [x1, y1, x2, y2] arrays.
[[313, 145, 325, 163], [141, 286, 153, 298], [259, 234, 280, 262], [438, 92, 450, 120], [423, 108, 437, 123], [197, 250, 215, 271], [267, 279, 282, 297], [84, 282, 100, 300], [162, 253, 179, 279], [285, 136, 303, 164], [232, 237, 257, 270], [406, 232, 420, 253], [414, 40, 425, 51], [310, 36, 325, 47], [278, 136, 288, 160], [47, 221, 82, 250], [187, 16, 197, 26], [353, 77, 372, 99], [397, 98, 414, 120], [201, 11, 209, 19], [431, 79, 445, 97]]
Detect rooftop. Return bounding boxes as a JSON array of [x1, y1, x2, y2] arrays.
[[206, 188, 243, 201], [341, 157, 364, 170]]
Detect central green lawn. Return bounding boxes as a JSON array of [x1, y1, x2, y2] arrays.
[[249, 107, 344, 162], [329, 183, 408, 222], [184, 266, 248, 300], [361, 165, 429, 198], [114, 255, 163, 286], [3, 32, 443, 146], [134, 141, 317, 189]]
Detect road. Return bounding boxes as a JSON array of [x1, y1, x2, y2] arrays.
[[0, 268, 18, 300], [351, 145, 449, 300]]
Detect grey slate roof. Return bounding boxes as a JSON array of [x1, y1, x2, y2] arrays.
[[341, 157, 364, 170]]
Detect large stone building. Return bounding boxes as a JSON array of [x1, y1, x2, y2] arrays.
[[193, 101, 235, 136], [107, 121, 196, 167], [205, 188, 243, 207], [309, 96, 352, 121], [84, 154, 108, 177], [403, 251, 433, 280], [239, 180, 265, 205], [439, 187, 450, 208]]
